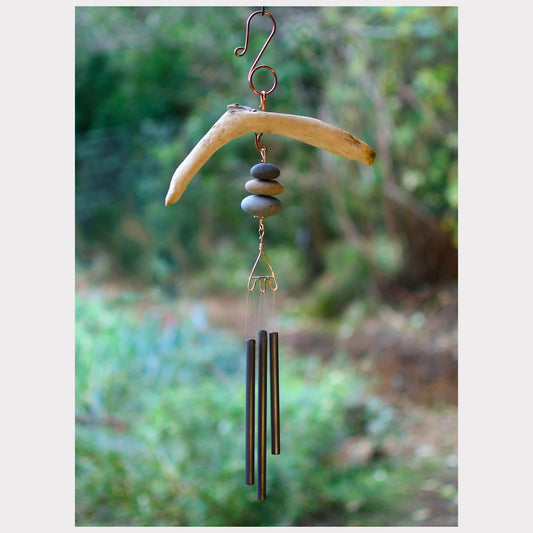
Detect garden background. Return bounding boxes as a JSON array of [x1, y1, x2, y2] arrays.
[[75, 6, 458, 526]]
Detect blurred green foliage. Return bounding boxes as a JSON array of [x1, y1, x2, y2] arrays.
[[75, 291, 420, 526], [75, 6, 457, 300]]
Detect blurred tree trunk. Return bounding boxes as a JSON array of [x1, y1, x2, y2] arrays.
[[359, 58, 457, 287], [382, 181, 458, 286]]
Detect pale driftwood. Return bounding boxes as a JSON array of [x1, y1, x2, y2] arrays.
[[165, 103, 376, 206]]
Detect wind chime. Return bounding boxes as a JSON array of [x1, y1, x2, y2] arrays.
[[164, 7, 376, 501]]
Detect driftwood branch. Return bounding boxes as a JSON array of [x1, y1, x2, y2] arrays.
[[165, 104, 376, 206]]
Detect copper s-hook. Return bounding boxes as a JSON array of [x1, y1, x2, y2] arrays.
[[254, 130, 267, 162], [234, 8, 278, 100]]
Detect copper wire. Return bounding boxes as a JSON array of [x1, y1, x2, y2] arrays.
[[234, 9, 278, 102], [235, 9, 278, 161], [236, 10, 279, 290], [254, 131, 267, 162], [247, 217, 278, 293]]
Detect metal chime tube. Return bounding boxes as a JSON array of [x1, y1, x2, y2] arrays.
[[257, 329, 268, 500], [245, 338, 256, 485], [269, 331, 280, 455]]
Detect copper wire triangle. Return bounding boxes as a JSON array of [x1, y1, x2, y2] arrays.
[[247, 248, 278, 293], [247, 217, 278, 293]]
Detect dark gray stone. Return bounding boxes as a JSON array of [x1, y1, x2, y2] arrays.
[[245, 179, 284, 196], [250, 163, 280, 180], [241, 195, 283, 218]]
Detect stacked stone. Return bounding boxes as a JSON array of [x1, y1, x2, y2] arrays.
[[240, 163, 284, 218]]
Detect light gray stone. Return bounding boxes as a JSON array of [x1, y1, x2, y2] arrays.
[[245, 179, 284, 196]]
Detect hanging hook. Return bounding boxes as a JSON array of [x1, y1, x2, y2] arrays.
[[254, 131, 267, 162], [234, 8, 278, 99]]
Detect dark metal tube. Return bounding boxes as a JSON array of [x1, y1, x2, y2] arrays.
[[245, 338, 256, 485], [257, 330, 268, 500], [269, 331, 280, 455]]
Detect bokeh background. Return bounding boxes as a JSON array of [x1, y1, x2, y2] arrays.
[[75, 6, 457, 526]]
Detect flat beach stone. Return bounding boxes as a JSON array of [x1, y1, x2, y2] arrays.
[[250, 163, 280, 180], [245, 179, 284, 196], [241, 195, 283, 218]]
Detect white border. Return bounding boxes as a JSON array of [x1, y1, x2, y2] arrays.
[[4, 2, 533, 531]]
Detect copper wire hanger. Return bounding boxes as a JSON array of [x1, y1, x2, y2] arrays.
[[234, 7, 278, 105], [247, 217, 278, 293], [234, 7, 278, 162], [234, 8, 279, 293]]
